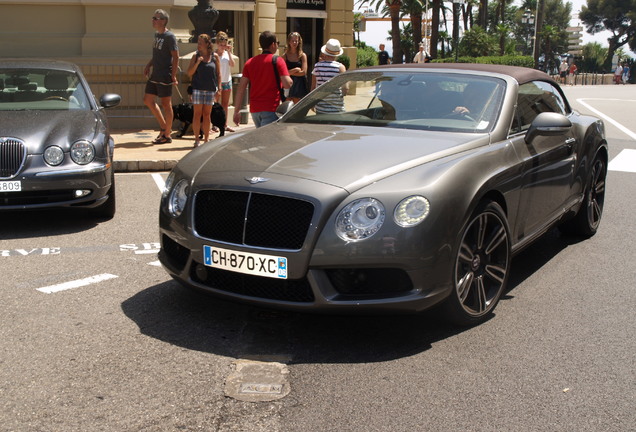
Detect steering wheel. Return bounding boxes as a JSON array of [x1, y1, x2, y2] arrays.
[[44, 96, 68, 102], [444, 111, 476, 122]]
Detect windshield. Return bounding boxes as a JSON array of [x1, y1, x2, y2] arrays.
[[284, 71, 506, 133], [0, 68, 91, 111]]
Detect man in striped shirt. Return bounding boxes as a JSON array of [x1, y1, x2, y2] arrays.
[[311, 39, 347, 114]]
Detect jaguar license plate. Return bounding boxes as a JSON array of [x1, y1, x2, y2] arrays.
[[203, 245, 288, 279], [0, 180, 21, 192]]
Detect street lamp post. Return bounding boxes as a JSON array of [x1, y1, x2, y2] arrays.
[[521, 9, 535, 56]]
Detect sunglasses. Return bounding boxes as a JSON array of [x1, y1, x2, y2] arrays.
[[152, 16, 165, 21], [218, 37, 227, 41]]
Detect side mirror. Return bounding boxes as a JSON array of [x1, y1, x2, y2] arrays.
[[525, 112, 571, 143], [100, 93, 121, 109], [276, 100, 294, 118]]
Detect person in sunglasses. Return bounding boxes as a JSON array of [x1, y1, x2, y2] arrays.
[[143, 9, 179, 144]]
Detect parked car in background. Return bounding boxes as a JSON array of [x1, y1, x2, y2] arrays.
[[0, 59, 121, 219], [159, 63, 607, 326]]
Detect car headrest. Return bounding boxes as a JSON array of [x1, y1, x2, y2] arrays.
[[45, 73, 69, 90], [18, 83, 38, 91], [5, 76, 30, 87]]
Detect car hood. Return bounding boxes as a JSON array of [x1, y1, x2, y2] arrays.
[[0, 110, 100, 152], [189, 123, 490, 191]]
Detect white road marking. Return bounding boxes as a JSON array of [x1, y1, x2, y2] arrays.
[[148, 260, 162, 267], [134, 250, 159, 255], [151, 173, 166, 192], [576, 98, 636, 140], [609, 149, 636, 173], [37, 273, 118, 294]]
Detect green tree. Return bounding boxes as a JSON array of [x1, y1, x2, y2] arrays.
[[581, 42, 608, 71], [459, 25, 497, 56], [540, 25, 560, 71], [359, 0, 404, 63], [354, 12, 364, 44], [401, 0, 426, 57], [579, 0, 636, 70]]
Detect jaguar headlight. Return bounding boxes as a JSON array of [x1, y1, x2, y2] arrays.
[[168, 179, 189, 217], [43, 146, 64, 166], [394, 195, 430, 227], [70, 140, 95, 165], [335, 198, 385, 241]]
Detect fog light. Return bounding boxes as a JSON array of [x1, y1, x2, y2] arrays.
[[74, 189, 91, 198]]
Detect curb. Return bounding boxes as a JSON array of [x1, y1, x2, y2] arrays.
[[113, 160, 179, 173]]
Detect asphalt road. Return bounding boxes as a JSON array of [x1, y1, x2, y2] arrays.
[[0, 85, 634, 432]]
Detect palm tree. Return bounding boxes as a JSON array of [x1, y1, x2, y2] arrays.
[[360, 0, 404, 63], [496, 23, 510, 56], [541, 24, 560, 72], [401, 0, 426, 59]]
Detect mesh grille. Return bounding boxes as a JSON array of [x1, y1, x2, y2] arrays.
[[194, 190, 314, 250], [0, 138, 26, 179]]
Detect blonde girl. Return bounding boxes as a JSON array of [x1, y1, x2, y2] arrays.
[[283, 32, 308, 103]]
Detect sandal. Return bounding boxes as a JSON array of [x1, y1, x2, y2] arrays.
[[153, 135, 172, 144], [194, 141, 200, 148], [211, 126, 219, 133], [225, 126, 235, 132]]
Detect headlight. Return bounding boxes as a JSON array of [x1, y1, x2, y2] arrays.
[[70, 140, 95, 165], [335, 198, 385, 241], [163, 172, 175, 198], [394, 196, 430, 227], [168, 179, 189, 217], [43, 146, 64, 166]]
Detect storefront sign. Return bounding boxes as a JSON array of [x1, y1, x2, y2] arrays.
[[287, 0, 326, 11]]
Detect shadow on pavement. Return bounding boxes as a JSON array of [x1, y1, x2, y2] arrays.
[[121, 228, 582, 364]]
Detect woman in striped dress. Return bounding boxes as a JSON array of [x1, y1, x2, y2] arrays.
[[311, 39, 347, 114]]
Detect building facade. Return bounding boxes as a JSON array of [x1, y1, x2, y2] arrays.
[[0, 0, 355, 126], [0, 0, 356, 70]]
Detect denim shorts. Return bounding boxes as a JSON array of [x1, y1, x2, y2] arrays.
[[221, 81, 232, 91]]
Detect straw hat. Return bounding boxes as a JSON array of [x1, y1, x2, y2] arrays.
[[321, 39, 343, 57]]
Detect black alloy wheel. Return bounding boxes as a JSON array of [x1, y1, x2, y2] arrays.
[[560, 153, 606, 238], [446, 201, 511, 326]]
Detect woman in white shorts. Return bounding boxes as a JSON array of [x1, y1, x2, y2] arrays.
[[215, 31, 236, 132]]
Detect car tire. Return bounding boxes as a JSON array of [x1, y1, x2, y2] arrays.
[[444, 201, 511, 326], [93, 171, 116, 220], [559, 153, 606, 238]]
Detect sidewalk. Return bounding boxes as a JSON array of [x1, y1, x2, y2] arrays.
[[111, 122, 255, 173]]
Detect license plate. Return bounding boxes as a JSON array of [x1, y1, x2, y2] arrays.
[[0, 180, 21, 192], [203, 245, 288, 279]]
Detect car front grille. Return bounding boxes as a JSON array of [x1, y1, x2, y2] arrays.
[[0, 138, 26, 179], [191, 261, 315, 303], [194, 190, 315, 250]]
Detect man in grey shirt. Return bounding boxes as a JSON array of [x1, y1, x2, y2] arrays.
[[143, 9, 179, 144]]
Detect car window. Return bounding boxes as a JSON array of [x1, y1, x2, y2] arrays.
[[511, 81, 568, 133], [0, 69, 91, 111], [283, 71, 506, 133]]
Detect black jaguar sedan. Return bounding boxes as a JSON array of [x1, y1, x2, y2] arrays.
[[0, 59, 120, 218]]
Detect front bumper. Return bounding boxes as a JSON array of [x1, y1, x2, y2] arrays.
[[0, 162, 112, 210]]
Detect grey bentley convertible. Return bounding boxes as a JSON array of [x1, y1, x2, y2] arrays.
[[159, 63, 607, 325]]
